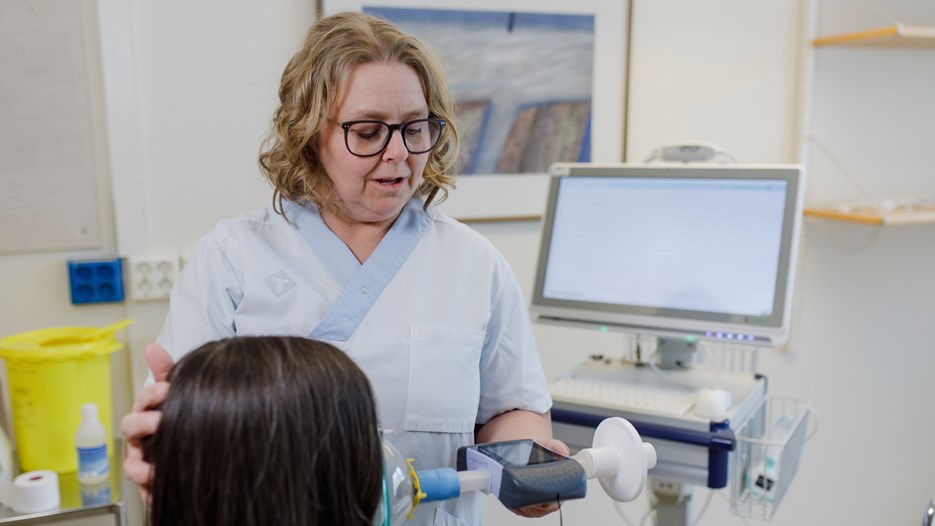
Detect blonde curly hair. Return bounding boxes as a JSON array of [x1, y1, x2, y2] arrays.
[[259, 11, 460, 214]]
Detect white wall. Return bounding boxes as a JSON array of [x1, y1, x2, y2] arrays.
[[116, 0, 318, 387], [3, 0, 934, 525], [626, 1, 802, 164]]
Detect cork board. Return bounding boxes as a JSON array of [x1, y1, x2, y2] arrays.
[[0, 0, 101, 253]]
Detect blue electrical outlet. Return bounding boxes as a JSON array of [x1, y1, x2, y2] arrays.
[[68, 259, 125, 304]]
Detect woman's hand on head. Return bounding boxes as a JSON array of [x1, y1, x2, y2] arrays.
[[121, 343, 174, 504]]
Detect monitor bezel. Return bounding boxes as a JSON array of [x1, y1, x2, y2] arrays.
[[530, 163, 805, 347]]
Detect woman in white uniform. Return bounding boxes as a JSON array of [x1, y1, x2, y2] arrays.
[[122, 11, 563, 525]]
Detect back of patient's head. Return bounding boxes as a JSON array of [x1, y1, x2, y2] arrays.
[[145, 336, 382, 526]]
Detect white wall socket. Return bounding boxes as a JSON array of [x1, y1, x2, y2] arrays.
[[127, 256, 180, 301]]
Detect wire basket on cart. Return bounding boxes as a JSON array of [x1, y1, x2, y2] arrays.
[[731, 396, 812, 520]]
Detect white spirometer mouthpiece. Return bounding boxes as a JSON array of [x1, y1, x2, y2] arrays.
[[573, 417, 657, 502]]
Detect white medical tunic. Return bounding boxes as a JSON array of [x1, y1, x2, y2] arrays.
[[157, 197, 553, 526]]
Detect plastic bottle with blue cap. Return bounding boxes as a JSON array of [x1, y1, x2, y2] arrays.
[[75, 403, 109, 485]]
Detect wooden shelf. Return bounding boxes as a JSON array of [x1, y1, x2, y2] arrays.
[[804, 203, 935, 225], [813, 25, 935, 48]]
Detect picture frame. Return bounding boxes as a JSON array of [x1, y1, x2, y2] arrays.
[[320, 0, 630, 222]]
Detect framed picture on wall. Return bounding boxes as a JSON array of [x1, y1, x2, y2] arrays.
[[321, 0, 630, 221]]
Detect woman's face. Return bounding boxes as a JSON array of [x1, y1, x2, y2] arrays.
[[318, 61, 430, 227]]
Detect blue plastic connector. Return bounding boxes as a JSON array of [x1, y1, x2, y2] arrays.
[[68, 259, 125, 304], [416, 468, 461, 503]]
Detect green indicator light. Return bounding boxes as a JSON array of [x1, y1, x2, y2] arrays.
[[685, 335, 696, 342], [599, 326, 610, 333]]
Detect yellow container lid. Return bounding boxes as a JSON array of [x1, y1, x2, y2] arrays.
[[0, 319, 132, 362]]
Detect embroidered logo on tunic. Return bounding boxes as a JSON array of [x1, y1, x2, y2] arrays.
[[263, 270, 296, 297]]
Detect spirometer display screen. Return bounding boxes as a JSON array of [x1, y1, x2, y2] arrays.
[[476, 441, 565, 467], [541, 177, 788, 317]]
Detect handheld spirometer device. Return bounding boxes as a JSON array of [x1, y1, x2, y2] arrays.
[[457, 439, 586, 509], [373, 417, 656, 526]]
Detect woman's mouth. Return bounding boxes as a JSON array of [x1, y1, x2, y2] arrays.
[[376, 177, 404, 186]]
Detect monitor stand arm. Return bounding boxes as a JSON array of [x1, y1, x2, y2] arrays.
[[655, 337, 698, 369]]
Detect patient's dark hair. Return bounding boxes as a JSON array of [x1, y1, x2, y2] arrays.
[[145, 336, 382, 526]]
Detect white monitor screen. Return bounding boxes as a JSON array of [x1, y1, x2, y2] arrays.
[[531, 163, 805, 346]]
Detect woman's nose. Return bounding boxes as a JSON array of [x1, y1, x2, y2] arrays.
[[382, 128, 409, 161]]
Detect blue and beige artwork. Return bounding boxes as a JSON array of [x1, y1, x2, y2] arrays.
[[365, 7, 595, 175]]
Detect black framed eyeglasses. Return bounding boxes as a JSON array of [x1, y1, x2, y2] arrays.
[[338, 118, 446, 157]]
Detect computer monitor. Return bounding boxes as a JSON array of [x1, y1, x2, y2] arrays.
[[531, 163, 805, 365]]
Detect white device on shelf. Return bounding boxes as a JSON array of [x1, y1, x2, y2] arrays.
[[694, 388, 733, 420], [644, 141, 729, 163]]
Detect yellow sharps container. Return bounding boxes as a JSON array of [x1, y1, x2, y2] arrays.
[[0, 321, 129, 473]]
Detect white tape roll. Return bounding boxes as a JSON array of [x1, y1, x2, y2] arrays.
[[10, 470, 60, 514]]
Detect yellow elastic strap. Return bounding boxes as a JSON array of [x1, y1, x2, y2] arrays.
[[406, 458, 427, 518]]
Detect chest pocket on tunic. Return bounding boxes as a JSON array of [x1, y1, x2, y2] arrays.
[[405, 325, 485, 434]]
